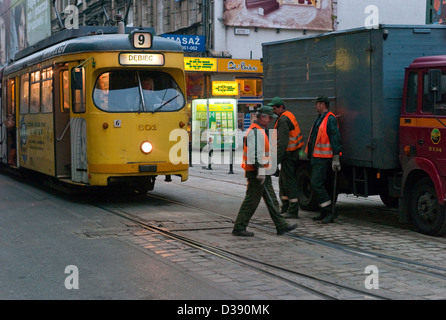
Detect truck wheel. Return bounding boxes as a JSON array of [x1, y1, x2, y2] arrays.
[[296, 163, 319, 211], [410, 177, 446, 236]]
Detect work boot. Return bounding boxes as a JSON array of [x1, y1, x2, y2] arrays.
[[232, 229, 254, 237], [280, 200, 289, 214], [283, 201, 298, 218], [312, 210, 327, 221], [320, 206, 335, 224], [277, 223, 298, 235]]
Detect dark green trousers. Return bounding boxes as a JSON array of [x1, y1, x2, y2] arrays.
[[278, 154, 300, 214], [310, 157, 332, 208], [233, 172, 288, 233]]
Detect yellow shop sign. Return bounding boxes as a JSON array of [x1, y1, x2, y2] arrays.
[[212, 81, 239, 96], [184, 57, 217, 71], [218, 58, 262, 73]]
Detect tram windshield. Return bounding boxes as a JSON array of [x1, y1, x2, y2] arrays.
[[93, 70, 185, 112]]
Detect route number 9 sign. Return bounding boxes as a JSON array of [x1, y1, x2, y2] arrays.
[[131, 31, 153, 49]]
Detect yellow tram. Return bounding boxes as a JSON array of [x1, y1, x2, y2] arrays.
[[1, 27, 189, 193]]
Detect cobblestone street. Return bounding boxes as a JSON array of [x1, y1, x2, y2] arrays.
[[1, 162, 446, 301]]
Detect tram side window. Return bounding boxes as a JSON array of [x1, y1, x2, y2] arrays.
[[41, 67, 53, 113], [30, 71, 40, 114], [72, 67, 86, 113], [20, 73, 29, 114], [6, 79, 15, 117]]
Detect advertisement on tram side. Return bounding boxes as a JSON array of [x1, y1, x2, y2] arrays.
[[19, 113, 55, 175]]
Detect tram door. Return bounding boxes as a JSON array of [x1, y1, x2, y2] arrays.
[[4, 79, 16, 166], [54, 66, 71, 178]]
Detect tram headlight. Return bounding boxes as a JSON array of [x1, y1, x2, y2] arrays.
[[141, 141, 153, 154]]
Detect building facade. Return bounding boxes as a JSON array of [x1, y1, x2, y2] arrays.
[[0, 0, 438, 133]]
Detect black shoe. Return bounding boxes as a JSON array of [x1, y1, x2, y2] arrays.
[[277, 223, 297, 235], [232, 230, 254, 237]]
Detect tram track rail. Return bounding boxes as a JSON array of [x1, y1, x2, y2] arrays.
[[85, 184, 446, 299], [142, 189, 446, 282], [95, 203, 389, 300], [141, 188, 446, 291], [2, 168, 445, 299]]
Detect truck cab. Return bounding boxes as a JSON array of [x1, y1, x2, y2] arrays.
[[400, 56, 446, 236]]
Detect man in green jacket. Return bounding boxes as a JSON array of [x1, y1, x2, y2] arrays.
[[268, 97, 304, 219], [306, 95, 342, 224], [232, 106, 298, 237]]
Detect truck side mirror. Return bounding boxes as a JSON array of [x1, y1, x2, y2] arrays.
[[428, 69, 442, 103]]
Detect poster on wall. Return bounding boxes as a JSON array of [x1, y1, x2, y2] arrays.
[[432, 0, 446, 24], [26, 0, 51, 46], [0, 0, 51, 67], [223, 0, 333, 31]]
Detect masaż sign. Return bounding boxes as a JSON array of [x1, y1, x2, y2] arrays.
[[161, 34, 205, 52]]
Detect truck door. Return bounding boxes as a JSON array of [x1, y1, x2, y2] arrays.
[[419, 71, 446, 176], [335, 32, 373, 167]]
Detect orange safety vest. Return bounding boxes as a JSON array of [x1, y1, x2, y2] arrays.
[[242, 123, 271, 171], [274, 111, 304, 151], [305, 111, 339, 158]]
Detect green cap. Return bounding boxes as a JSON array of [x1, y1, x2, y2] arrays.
[[267, 96, 284, 107], [315, 95, 330, 104], [258, 106, 277, 117]]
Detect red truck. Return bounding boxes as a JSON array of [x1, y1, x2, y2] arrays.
[[262, 25, 446, 236]]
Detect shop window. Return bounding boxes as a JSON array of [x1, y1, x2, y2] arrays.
[[235, 78, 263, 97], [186, 73, 206, 99]]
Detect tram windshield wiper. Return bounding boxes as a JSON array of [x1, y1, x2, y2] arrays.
[[136, 71, 146, 112], [153, 94, 180, 112]]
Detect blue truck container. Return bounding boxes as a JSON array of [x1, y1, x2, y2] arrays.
[[262, 25, 446, 216], [262, 25, 446, 170]]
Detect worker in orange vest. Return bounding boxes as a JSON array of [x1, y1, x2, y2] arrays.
[[232, 106, 297, 237], [268, 97, 304, 218], [306, 95, 342, 223]]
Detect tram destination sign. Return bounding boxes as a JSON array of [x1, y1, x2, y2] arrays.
[[119, 53, 165, 66]]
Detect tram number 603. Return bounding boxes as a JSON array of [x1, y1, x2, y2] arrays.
[[138, 124, 157, 131]]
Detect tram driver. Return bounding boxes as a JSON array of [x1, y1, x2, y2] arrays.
[[141, 77, 162, 109]]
